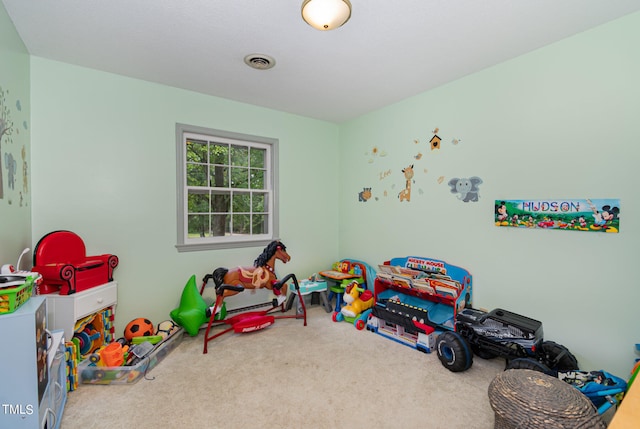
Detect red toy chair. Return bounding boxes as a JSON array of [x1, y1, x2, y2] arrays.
[[32, 230, 119, 295]]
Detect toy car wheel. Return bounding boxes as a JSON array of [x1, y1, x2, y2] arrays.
[[355, 319, 366, 330], [471, 344, 499, 360], [332, 312, 343, 322], [541, 341, 579, 371], [505, 357, 551, 374], [436, 331, 473, 372]]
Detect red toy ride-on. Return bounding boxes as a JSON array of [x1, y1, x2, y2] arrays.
[[201, 273, 306, 354]]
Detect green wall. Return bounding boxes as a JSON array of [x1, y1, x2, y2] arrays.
[[29, 59, 340, 336], [338, 12, 640, 377], [0, 3, 31, 265]]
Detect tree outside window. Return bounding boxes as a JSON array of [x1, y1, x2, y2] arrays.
[[176, 124, 278, 251]]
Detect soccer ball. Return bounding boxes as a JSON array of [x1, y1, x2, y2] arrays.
[[124, 318, 155, 342]]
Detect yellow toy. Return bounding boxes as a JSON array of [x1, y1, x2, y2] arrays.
[[341, 281, 374, 318]]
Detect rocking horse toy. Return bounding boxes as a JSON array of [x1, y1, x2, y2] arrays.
[[199, 240, 307, 353]]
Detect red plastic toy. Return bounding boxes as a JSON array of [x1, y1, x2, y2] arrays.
[[201, 275, 306, 354], [32, 230, 118, 295]]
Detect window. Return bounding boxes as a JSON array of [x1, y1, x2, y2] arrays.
[[176, 124, 279, 251]]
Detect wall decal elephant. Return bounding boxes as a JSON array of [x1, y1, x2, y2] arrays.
[[448, 176, 483, 202], [4, 152, 16, 190]]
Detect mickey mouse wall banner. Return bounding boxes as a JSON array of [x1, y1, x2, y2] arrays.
[[495, 199, 620, 233]]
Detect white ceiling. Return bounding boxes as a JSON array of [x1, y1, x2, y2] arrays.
[[3, 0, 640, 123]]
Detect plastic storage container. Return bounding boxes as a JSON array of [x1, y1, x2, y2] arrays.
[[79, 329, 183, 385]]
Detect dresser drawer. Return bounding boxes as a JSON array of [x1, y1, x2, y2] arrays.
[[74, 282, 117, 319], [47, 281, 118, 340]]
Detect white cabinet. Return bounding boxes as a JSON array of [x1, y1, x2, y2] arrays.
[[45, 281, 117, 340], [0, 296, 67, 429]]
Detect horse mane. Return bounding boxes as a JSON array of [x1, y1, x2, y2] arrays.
[[212, 267, 228, 288], [254, 240, 286, 267]]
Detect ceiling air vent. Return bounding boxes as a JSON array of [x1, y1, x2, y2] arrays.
[[244, 54, 276, 70]]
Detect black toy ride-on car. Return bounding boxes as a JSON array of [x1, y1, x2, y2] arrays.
[[436, 307, 579, 373]]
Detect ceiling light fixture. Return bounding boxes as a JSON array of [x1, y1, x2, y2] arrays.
[[301, 0, 352, 31]]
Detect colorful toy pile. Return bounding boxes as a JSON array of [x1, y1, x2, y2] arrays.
[[320, 258, 376, 329], [78, 317, 182, 385]]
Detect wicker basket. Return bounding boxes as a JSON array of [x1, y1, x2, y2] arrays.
[[0, 279, 34, 314], [488, 369, 606, 429]]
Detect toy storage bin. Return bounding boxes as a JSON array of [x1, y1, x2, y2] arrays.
[[0, 277, 34, 315], [79, 329, 183, 385]]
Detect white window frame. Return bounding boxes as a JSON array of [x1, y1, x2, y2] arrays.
[[175, 123, 279, 252]]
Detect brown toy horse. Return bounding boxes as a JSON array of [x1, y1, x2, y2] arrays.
[[206, 240, 291, 316]]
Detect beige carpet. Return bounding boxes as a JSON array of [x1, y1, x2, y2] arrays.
[[61, 306, 506, 429]]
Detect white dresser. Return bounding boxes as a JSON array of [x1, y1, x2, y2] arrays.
[[45, 281, 117, 340]]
